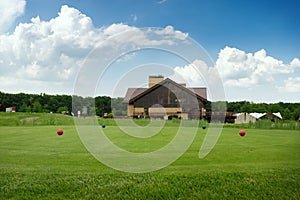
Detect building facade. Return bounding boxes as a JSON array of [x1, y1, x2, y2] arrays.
[[123, 76, 207, 119]]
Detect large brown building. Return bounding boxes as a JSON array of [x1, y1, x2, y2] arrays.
[[123, 76, 207, 119]]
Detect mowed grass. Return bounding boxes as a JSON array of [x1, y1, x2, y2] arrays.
[[0, 112, 74, 126], [0, 119, 299, 199]]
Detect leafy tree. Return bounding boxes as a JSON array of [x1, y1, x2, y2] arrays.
[[111, 97, 126, 116], [48, 97, 59, 113], [255, 103, 267, 113], [57, 106, 69, 114], [292, 107, 300, 121], [32, 101, 43, 112], [282, 108, 292, 120], [204, 101, 211, 112], [43, 104, 50, 113], [19, 102, 28, 112], [269, 103, 281, 113], [95, 96, 111, 116], [211, 101, 227, 112], [25, 105, 31, 112]]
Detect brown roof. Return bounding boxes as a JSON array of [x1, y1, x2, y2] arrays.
[[123, 88, 147, 103], [189, 88, 207, 100], [123, 78, 207, 104]]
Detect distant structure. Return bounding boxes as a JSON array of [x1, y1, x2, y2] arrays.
[[123, 75, 207, 119], [234, 112, 282, 124], [5, 106, 16, 112]]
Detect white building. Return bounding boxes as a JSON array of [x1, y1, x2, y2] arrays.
[[234, 112, 282, 124], [6, 106, 16, 112]]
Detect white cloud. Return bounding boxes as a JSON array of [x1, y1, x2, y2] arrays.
[[170, 47, 300, 102], [171, 59, 208, 85], [170, 59, 225, 101], [115, 52, 136, 63], [0, 5, 188, 94], [154, 25, 188, 40], [215, 46, 299, 88], [0, 0, 26, 33], [278, 77, 300, 93], [0, 5, 97, 85], [290, 58, 300, 68]]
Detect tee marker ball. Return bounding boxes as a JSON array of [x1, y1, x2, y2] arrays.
[[202, 125, 206, 129], [57, 129, 64, 136], [101, 124, 106, 128], [239, 130, 246, 137]]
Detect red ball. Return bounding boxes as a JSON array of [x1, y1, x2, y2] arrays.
[[239, 130, 246, 136], [57, 129, 64, 136]]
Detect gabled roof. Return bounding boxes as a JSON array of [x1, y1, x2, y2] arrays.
[[272, 112, 282, 119], [249, 113, 266, 119], [246, 112, 283, 119], [123, 88, 147, 103], [123, 78, 207, 104], [190, 88, 207, 100]]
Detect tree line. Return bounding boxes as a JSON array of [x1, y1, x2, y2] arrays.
[[205, 101, 300, 120], [0, 91, 299, 120], [0, 92, 125, 117]]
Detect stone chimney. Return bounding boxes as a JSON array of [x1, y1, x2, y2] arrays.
[[148, 75, 164, 88]]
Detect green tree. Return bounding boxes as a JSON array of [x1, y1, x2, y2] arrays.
[[292, 107, 300, 121], [95, 96, 111, 116], [25, 106, 31, 112], [211, 101, 227, 112], [43, 104, 50, 113], [240, 101, 252, 113], [282, 108, 292, 120], [254, 103, 266, 113], [19, 102, 28, 112], [269, 103, 281, 113], [57, 106, 69, 114], [111, 97, 126, 116], [32, 101, 43, 112]]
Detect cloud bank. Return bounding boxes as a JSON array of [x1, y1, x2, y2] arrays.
[[215, 47, 300, 89], [172, 47, 300, 101], [173, 46, 299, 93], [0, 0, 26, 33], [0, 5, 187, 94]]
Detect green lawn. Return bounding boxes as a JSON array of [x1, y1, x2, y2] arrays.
[[0, 112, 74, 126], [0, 116, 299, 199]]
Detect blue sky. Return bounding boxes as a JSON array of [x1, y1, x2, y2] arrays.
[[16, 0, 299, 62], [0, 0, 299, 102]]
